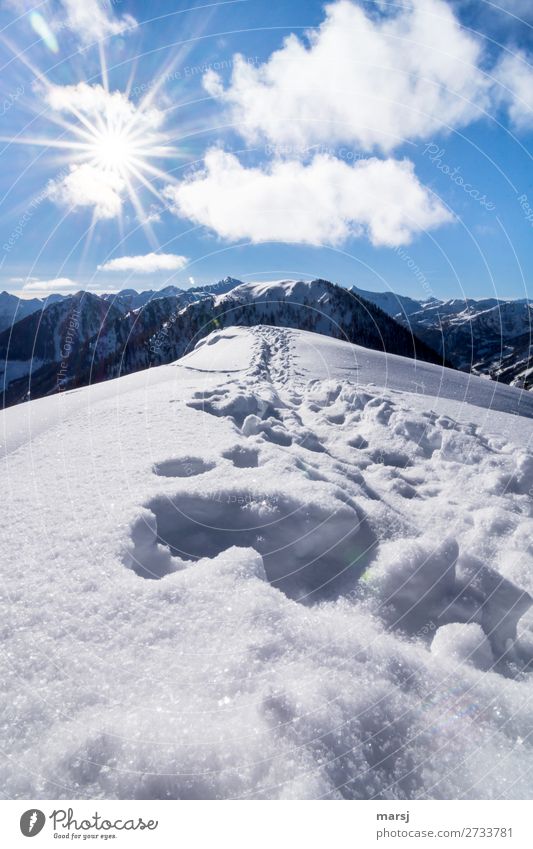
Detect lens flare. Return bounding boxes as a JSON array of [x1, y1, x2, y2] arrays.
[[29, 13, 59, 54]]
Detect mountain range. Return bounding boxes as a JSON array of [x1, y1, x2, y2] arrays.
[[0, 277, 446, 407], [0, 289, 65, 333], [1, 277, 531, 407], [351, 285, 533, 389]]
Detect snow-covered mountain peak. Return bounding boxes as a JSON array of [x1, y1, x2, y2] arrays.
[[216, 278, 333, 305]]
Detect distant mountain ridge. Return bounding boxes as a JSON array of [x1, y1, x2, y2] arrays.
[[351, 285, 533, 389], [0, 277, 243, 333], [0, 278, 446, 407], [100, 276, 243, 313], [3, 276, 531, 408], [0, 290, 66, 333]]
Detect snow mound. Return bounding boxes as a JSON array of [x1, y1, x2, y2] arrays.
[[431, 624, 494, 672], [366, 536, 458, 633], [2, 325, 533, 799]]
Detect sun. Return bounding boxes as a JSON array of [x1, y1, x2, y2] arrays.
[[91, 127, 138, 173], [54, 87, 176, 194], [0, 61, 182, 243], [37, 91, 178, 243]]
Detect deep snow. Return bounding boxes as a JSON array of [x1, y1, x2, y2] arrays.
[[1, 326, 533, 799]]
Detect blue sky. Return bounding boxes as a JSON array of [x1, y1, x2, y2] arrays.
[[0, 0, 532, 301]]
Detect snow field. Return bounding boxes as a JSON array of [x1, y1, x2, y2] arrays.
[[1, 326, 533, 799]]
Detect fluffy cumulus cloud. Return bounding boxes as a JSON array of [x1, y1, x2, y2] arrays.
[[205, 0, 533, 149], [98, 253, 189, 273], [164, 0, 533, 248], [204, 0, 489, 154], [165, 149, 452, 247], [23, 277, 79, 292], [47, 163, 125, 220]]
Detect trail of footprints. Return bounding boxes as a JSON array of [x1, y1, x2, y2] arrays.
[[123, 328, 533, 675]]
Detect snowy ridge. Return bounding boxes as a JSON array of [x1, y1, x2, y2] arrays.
[[214, 278, 333, 304], [1, 278, 445, 408], [2, 326, 533, 799]]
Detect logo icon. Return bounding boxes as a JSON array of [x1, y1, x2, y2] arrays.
[[20, 810, 46, 837]]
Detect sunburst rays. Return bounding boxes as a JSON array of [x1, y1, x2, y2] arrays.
[[0, 34, 192, 250]]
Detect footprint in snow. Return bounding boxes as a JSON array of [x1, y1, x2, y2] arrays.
[[153, 457, 215, 478], [222, 445, 260, 468], [124, 490, 378, 604]]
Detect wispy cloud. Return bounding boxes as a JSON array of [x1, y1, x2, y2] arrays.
[[60, 0, 137, 44], [98, 253, 189, 273], [493, 51, 533, 130], [9, 0, 137, 45], [9, 276, 39, 285], [22, 277, 79, 292]]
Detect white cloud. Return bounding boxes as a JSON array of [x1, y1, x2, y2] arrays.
[[47, 163, 125, 220], [45, 82, 163, 130], [492, 51, 533, 130], [165, 149, 452, 248], [60, 0, 136, 44], [205, 0, 533, 150], [8, 0, 136, 45], [23, 277, 79, 292], [204, 0, 489, 154], [138, 206, 163, 225], [98, 253, 189, 273], [173, 0, 533, 250]]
